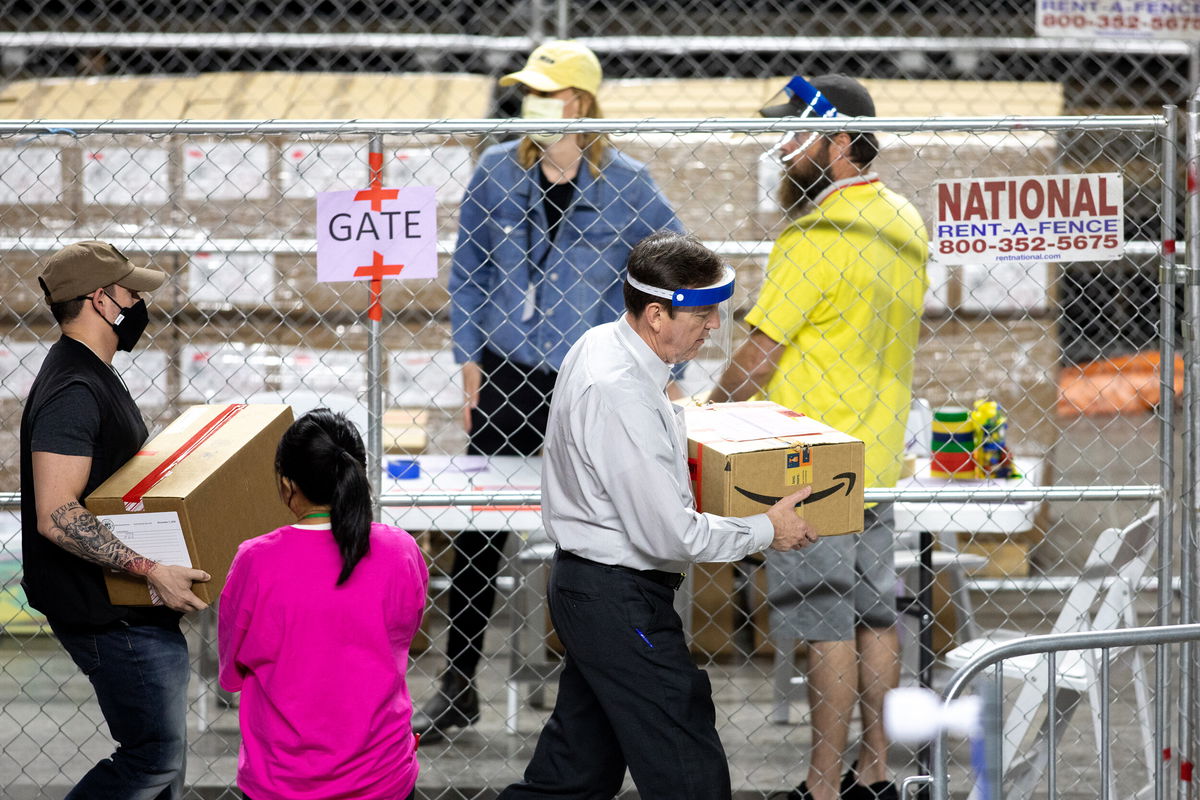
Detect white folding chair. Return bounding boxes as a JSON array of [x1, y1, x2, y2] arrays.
[[943, 509, 1159, 800]]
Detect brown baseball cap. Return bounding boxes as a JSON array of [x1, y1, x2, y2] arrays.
[[38, 240, 165, 304]]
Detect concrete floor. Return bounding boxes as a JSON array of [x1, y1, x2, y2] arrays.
[[0, 602, 1165, 800], [0, 411, 1177, 799]]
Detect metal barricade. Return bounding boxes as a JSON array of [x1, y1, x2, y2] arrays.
[[926, 623, 1200, 800]]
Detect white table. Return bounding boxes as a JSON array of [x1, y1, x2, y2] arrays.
[[381, 454, 543, 533], [891, 454, 1048, 643], [381, 455, 552, 733], [891, 456, 1047, 653], [894, 456, 1047, 536], [889, 455, 1048, 779]]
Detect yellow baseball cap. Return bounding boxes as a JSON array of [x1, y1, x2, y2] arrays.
[[499, 40, 602, 96]]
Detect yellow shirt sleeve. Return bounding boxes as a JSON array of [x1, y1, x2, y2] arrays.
[[744, 225, 839, 345]]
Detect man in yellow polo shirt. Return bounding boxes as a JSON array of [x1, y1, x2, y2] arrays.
[[712, 75, 928, 800]]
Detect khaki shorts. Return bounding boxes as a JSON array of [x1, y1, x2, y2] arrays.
[[766, 504, 898, 643]]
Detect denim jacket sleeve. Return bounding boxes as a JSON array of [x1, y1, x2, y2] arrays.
[[449, 154, 497, 365]]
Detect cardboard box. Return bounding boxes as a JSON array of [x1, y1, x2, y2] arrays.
[[955, 535, 1035, 579], [690, 559, 772, 659], [685, 401, 865, 536], [383, 407, 429, 455], [87, 403, 294, 605]]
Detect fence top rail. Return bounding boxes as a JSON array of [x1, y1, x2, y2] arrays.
[[0, 236, 1172, 261], [0, 32, 1193, 57], [0, 115, 1167, 137], [0, 485, 1165, 511], [940, 623, 1200, 704]]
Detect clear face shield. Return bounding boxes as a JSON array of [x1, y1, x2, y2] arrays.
[[626, 265, 737, 381], [759, 75, 840, 165]]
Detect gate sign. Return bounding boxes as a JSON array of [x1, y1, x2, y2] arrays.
[[933, 173, 1124, 265], [316, 186, 437, 283], [1036, 0, 1200, 39]]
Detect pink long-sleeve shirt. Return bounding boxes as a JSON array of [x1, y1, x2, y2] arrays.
[[219, 522, 428, 800]]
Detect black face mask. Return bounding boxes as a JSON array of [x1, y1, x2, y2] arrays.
[[99, 292, 150, 352]]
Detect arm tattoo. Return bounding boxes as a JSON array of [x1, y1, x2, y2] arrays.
[[48, 501, 157, 576]]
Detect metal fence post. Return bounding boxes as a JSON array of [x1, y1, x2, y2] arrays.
[[1184, 91, 1200, 800], [1162, 103, 1183, 800], [555, 0, 570, 38], [367, 133, 385, 521], [530, 0, 546, 44]]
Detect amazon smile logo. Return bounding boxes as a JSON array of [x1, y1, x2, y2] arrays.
[[733, 472, 857, 507]]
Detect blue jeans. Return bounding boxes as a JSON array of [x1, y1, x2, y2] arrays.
[[51, 621, 189, 800]]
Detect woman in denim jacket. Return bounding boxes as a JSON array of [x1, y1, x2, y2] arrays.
[[414, 39, 682, 741]]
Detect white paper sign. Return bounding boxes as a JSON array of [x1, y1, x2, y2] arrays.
[[1036, 0, 1200, 39], [281, 142, 366, 198], [183, 142, 271, 201], [315, 187, 438, 282], [278, 348, 365, 394], [933, 173, 1124, 265], [388, 349, 461, 409], [180, 343, 275, 402], [98, 511, 191, 568], [83, 147, 170, 206], [924, 259, 950, 314], [188, 250, 276, 307], [0, 147, 61, 204], [756, 149, 783, 213], [959, 260, 1050, 312], [390, 147, 474, 205]]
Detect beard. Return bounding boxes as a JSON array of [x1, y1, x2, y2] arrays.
[[777, 139, 832, 216]]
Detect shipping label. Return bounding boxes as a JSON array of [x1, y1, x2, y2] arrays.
[[785, 449, 812, 486]]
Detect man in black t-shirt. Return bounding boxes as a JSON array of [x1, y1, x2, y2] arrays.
[[21, 240, 210, 799]]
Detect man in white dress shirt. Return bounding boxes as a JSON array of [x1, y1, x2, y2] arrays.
[[498, 231, 819, 800]]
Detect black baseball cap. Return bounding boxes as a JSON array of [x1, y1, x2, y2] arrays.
[[760, 74, 876, 119]]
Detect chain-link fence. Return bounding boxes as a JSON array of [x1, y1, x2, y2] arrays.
[[0, 114, 1182, 799], [1, 1, 1198, 116]]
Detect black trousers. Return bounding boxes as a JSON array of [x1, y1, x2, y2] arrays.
[[498, 554, 733, 800], [445, 348, 556, 680]]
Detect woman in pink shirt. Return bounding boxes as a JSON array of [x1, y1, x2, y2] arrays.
[[219, 409, 427, 800]]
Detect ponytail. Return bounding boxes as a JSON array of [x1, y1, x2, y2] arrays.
[[275, 409, 373, 586], [330, 448, 372, 585]]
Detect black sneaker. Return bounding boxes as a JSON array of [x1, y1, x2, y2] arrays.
[[410, 676, 480, 744], [841, 779, 900, 800], [840, 762, 858, 794], [771, 767, 868, 800], [768, 781, 814, 800]]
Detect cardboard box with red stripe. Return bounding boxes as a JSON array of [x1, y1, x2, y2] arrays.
[[685, 401, 865, 537], [87, 404, 294, 605]]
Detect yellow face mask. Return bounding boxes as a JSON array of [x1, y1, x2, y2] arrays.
[[521, 94, 567, 145]]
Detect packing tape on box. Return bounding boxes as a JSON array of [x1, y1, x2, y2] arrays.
[[122, 403, 248, 511]]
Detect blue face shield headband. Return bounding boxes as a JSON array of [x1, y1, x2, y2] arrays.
[[763, 75, 840, 163], [626, 265, 736, 307], [778, 76, 839, 118]]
